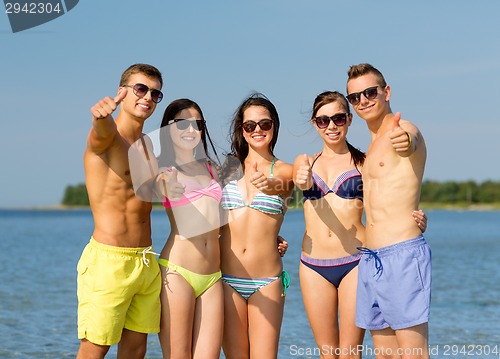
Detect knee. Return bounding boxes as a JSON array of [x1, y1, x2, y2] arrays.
[[117, 339, 147, 359]]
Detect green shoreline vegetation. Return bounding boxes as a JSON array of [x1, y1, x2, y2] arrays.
[[60, 180, 500, 210]]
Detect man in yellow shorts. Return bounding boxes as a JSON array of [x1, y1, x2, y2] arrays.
[[77, 64, 164, 359]]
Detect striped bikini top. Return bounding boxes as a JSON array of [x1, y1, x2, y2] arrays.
[[302, 153, 363, 202], [162, 164, 222, 209], [221, 157, 285, 215]]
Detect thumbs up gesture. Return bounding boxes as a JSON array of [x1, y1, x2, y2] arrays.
[[156, 167, 185, 201], [294, 154, 312, 188], [249, 161, 269, 191], [389, 112, 412, 152], [90, 87, 128, 121]]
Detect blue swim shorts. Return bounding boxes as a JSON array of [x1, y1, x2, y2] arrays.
[[356, 235, 431, 331]]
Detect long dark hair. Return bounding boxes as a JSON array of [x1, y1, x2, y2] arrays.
[[221, 93, 280, 184], [229, 92, 280, 163], [312, 91, 365, 167], [158, 98, 219, 169]]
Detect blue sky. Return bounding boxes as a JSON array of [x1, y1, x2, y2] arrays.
[[1, 1, 499, 207]]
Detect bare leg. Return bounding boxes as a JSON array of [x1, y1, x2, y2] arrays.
[[248, 277, 285, 359], [76, 339, 110, 359], [222, 282, 250, 359], [158, 266, 196, 359], [394, 323, 429, 359], [338, 266, 365, 359], [117, 329, 147, 359], [299, 262, 339, 359], [371, 328, 401, 359], [192, 280, 224, 359]]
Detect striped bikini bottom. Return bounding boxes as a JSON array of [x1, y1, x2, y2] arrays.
[[221, 271, 290, 300]]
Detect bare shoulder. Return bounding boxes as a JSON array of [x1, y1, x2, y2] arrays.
[[141, 133, 155, 150], [293, 154, 314, 166], [274, 159, 293, 178]]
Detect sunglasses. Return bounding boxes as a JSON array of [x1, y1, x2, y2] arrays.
[[124, 83, 163, 103], [346, 86, 381, 106], [242, 119, 273, 133], [313, 113, 349, 129], [168, 118, 205, 131]]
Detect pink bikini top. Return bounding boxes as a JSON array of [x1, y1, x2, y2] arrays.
[[162, 164, 222, 209]]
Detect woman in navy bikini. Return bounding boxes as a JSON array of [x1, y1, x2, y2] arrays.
[[293, 91, 427, 358], [219, 93, 294, 358], [155, 99, 223, 359]]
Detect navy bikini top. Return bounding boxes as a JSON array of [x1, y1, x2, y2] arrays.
[[302, 153, 363, 202]]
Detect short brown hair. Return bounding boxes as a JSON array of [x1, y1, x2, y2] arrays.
[[347, 63, 387, 87], [119, 63, 163, 88]]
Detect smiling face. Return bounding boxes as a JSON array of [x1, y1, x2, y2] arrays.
[[119, 73, 162, 121], [242, 105, 274, 152], [314, 101, 352, 146], [169, 108, 202, 153], [346, 73, 390, 123]]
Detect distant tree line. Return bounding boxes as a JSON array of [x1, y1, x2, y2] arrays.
[[420, 180, 500, 204], [61, 184, 89, 206], [61, 180, 500, 206]]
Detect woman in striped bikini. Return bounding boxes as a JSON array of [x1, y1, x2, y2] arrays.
[[219, 93, 294, 358], [293, 91, 427, 358]]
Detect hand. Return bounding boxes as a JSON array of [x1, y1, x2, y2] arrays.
[[249, 161, 269, 191], [413, 209, 428, 233], [277, 235, 288, 257], [389, 112, 412, 152], [90, 88, 128, 120], [156, 167, 185, 201], [295, 154, 312, 186]]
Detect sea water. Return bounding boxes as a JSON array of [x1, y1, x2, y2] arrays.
[[0, 209, 499, 358]]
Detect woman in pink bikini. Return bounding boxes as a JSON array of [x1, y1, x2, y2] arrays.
[[155, 98, 223, 359]]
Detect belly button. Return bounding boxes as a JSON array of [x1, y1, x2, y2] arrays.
[[125, 170, 130, 176], [379, 162, 384, 167]]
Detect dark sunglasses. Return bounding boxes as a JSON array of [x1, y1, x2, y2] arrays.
[[242, 119, 273, 133], [346, 86, 381, 106], [313, 113, 349, 129], [124, 83, 163, 103], [168, 118, 205, 131]]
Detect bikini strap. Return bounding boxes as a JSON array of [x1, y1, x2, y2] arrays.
[[310, 152, 322, 170], [269, 157, 276, 179], [207, 161, 215, 179]]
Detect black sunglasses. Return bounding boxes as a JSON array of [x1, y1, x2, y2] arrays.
[[168, 118, 205, 131], [346, 86, 381, 106], [242, 119, 273, 133], [313, 113, 349, 129], [124, 83, 163, 103]]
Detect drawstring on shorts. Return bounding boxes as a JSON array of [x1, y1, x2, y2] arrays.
[[138, 246, 160, 267], [357, 246, 383, 278]]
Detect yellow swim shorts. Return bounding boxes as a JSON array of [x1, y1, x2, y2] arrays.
[[77, 237, 161, 346]]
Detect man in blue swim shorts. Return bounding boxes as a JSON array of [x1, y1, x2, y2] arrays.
[[347, 63, 431, 359], [77, 64, 164, 359]]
